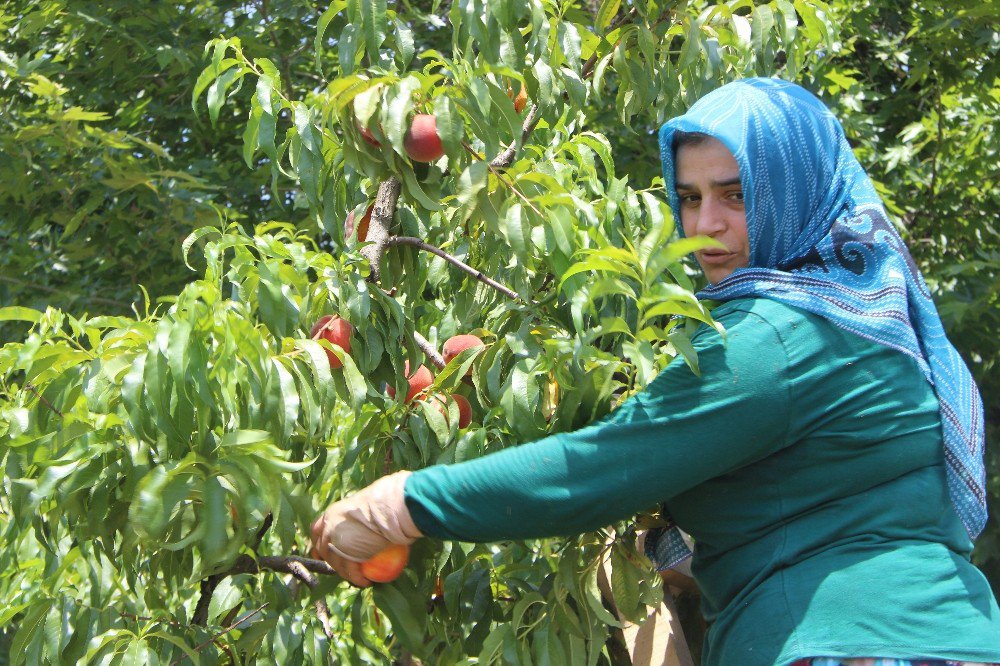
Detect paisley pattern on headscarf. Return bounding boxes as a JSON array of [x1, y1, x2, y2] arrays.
[[654, 78, 985, 553]]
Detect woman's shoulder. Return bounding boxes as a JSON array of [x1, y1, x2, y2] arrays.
[[709, 297, 861, 343], [699, 297, 817, 344], [709, 297, 932, 390], [703, 297, 891, 364], [711, 296, 814, 324]]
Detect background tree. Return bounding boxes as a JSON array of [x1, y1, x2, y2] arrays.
[[1, 0, 996, 663], [805, 0, 1000, 592]]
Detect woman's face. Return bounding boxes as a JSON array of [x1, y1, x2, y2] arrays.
[[675, 137, 750, 284]]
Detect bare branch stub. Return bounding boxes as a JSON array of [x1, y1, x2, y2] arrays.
[[414, 331, 446, 369], [286, 560, 319, 587], [252, 512, 274, 550], [287, 561, 336, 641], [255, 554, 338, 577], [361, 177, 403, 283], [491, 105, 541, 169]]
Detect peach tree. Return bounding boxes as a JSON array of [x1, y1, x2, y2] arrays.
[[0, 1, 839, 662]]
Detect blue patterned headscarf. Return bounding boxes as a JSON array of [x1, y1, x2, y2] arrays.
[[648, 78, 985, 568]]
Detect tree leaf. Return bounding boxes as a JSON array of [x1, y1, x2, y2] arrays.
[[0, 306, 43, 324], [597, 0, 622, 32], [372, 584, 425, 652]]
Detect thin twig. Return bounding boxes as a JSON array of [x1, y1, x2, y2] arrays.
[[487, 8, 638, 172], [118, 611, 187, 628], [490, 104, 541, 169], [465, 142, 544, 218], [219, 603, 245, 629], [171, 604, 269, 666], [24, 382, 63, 418], [386, 236, 520, 301]]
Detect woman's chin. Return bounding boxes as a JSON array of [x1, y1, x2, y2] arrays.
[[703, 267, 735, 285], [699, 258, 749, 285]]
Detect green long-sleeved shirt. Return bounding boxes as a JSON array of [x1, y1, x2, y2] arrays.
[[404, 298, 1000, 665]]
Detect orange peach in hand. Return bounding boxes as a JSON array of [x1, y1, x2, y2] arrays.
[[361, 544, 410, 583]]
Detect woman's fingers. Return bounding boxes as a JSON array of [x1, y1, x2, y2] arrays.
[[322, 549, 372, 588], [310, 513, 326, 560], [311, 510, 374, 587]]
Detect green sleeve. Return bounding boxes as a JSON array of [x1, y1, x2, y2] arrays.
[[404, 306, 792, 542]]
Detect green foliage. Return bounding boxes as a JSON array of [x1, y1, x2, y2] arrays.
[[0, 0, 325, 321], [0, 214, 682, 662]]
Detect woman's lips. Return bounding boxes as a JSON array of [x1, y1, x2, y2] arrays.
[[698, 251, 735, 264]]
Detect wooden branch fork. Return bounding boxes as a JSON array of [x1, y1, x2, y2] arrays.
[[359, 94, 546, 295], [358, 178, 523, 303], [192, 513, 343, 635]]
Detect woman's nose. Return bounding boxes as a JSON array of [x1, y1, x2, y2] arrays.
[[695, 198, 727, 236]]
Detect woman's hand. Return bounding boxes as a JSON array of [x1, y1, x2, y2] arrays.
[[311, 511, 373, 586], [310, 471, 422, 587]]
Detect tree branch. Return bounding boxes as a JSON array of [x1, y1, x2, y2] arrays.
[[361, 177, 403, 283], [193, 552, 343, 628], [386, 236, 520, 301], [192, 513, 274, 626], [414, 331, 446, 369], [485, 8, 637, 171], [214, 553, 339, 579], [287, 560, 336, 641], [191, 573, 226, 627]]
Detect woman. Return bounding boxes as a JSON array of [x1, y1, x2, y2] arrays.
[[312, 79, 1000, 665]]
